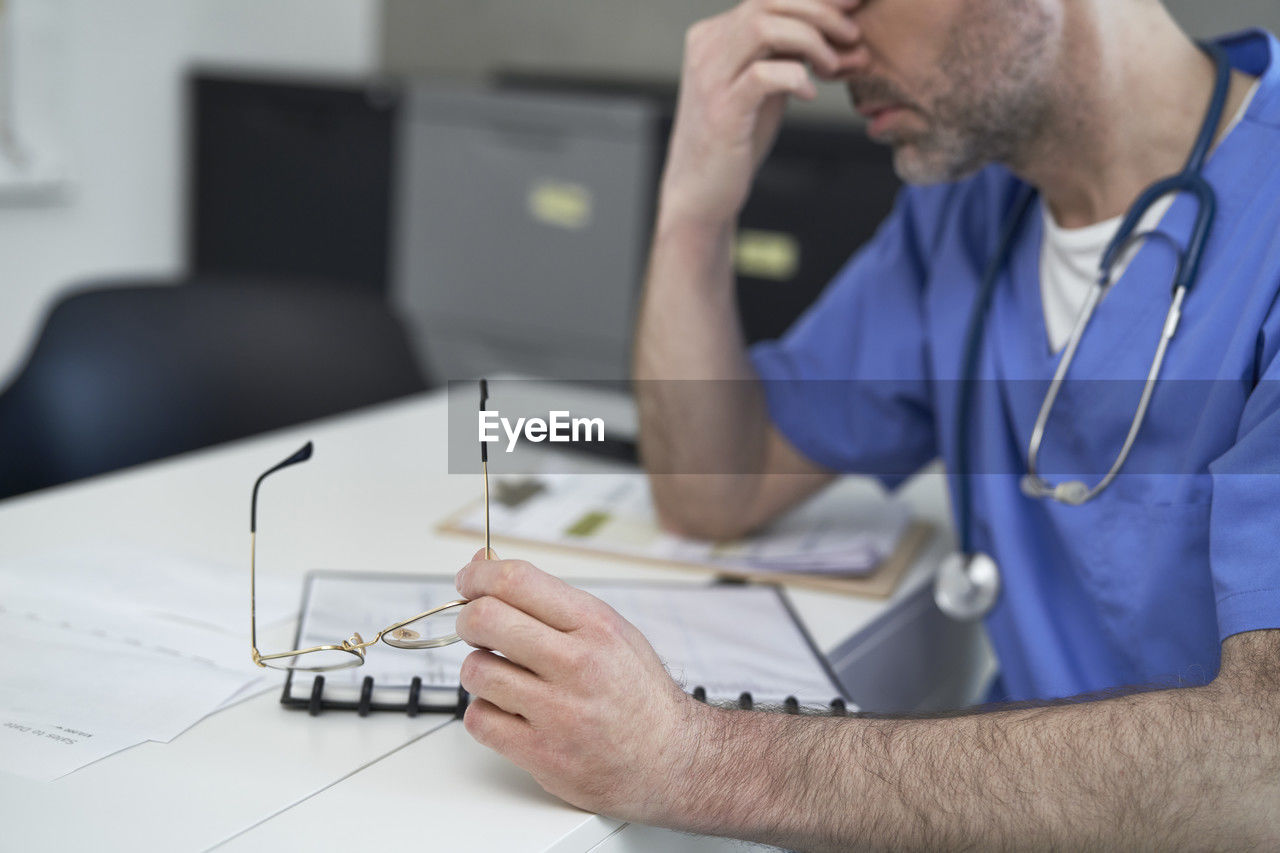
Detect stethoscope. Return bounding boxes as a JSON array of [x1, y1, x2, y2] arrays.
[[934, 43, 1231, 621]]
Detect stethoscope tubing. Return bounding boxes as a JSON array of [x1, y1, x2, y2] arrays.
[[939, 43, 1231, 619]]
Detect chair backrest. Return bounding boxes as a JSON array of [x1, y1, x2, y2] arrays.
[[0, 278, 429, 499]]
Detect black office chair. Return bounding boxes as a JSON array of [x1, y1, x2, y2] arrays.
[[0, 277, 430, 499]]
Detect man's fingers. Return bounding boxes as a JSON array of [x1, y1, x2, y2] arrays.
[[455, 594, 577, 674], [459, 649, 546, 718], [456, 558, 593, 632], [462, 697, 535, 763], [728, 59, 819, 108], [738, 14, 844, 78], [471, 546, 498, 562], [690, 1, 859, 87], [760, 0, 862, 48]]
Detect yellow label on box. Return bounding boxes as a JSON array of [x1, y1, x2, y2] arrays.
[[734, 229, 800, 281], [527, 180, 593, 230], [565, 510, 610, 538]]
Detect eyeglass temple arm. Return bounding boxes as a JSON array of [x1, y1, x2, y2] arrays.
[[250, 442, 314, 661], [479, 379, 488, 465], [480, 379, 492, 558]]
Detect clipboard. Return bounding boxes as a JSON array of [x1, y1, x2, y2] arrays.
[[280, 571, 856, 717], [438, 500, 932, 599]]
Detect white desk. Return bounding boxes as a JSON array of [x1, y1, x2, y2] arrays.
[[0, 391, 987, 851]]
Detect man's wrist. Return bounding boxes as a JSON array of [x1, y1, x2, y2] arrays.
[[657, 703, 785, 838], [653, 201, 735, 245], [649, 203, 736, 293], [654, 706, 874, 848], [645, 697, 726, 827], [653, 169, 741, 236]]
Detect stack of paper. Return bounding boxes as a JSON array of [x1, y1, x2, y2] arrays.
[[454, 472, 909, 578], [704, 493, 908, 575], [0, 548, 293, 782]]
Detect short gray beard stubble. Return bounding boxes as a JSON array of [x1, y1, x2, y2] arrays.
[[886, 1, 1059, 185]]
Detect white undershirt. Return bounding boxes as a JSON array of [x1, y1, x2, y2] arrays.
[[1039, 78, 1261, 353]]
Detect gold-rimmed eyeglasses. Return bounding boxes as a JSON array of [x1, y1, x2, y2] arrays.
[[248, 379, 494, 672]]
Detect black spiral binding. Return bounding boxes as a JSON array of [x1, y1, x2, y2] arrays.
[[407, 677, 423, 717], [688, 687, 850, 716], [285, 672, 480, 716], [292, 679, 853, 716], [308, 675, 326, 716]]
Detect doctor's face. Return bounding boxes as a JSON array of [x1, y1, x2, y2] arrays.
[[846, 0, 1061, 184]]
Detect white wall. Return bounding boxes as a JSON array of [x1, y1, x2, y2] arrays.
[[0, 0, 382, 387]]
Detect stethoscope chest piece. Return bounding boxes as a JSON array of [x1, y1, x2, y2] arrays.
[[934, 551, 1001, 621]]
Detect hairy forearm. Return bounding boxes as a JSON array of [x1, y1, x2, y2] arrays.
[[674, 677, 1280, 850], [633, 217, 778, 538], [634, 215, 748, 384]]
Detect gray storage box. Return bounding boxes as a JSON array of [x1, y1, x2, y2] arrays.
[[393, 86, 657, 382]]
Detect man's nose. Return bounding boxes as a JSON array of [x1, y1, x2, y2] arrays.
[[827, 44, 873, 82], [838, 1, 875, 76]]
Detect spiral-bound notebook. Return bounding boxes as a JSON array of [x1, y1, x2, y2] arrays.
[[282, 571, 852, 716]]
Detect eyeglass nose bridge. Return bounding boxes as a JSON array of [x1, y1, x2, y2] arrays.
[[343, 632, 370, 651]]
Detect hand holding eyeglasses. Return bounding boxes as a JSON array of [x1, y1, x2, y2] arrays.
[[454, 548, 706, 823]]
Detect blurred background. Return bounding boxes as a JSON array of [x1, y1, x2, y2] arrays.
[[0, 0, 1275, 499]]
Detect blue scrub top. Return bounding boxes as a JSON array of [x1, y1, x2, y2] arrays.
[[751, 30, 1280, 702]]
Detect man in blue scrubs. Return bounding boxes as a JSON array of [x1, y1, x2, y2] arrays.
[[454, 0, 1280, 846]]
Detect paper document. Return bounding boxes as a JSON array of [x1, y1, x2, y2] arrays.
[[450, 472, 909, 577], [587, 582, 844, 705], [0, 546, 291, 781]]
